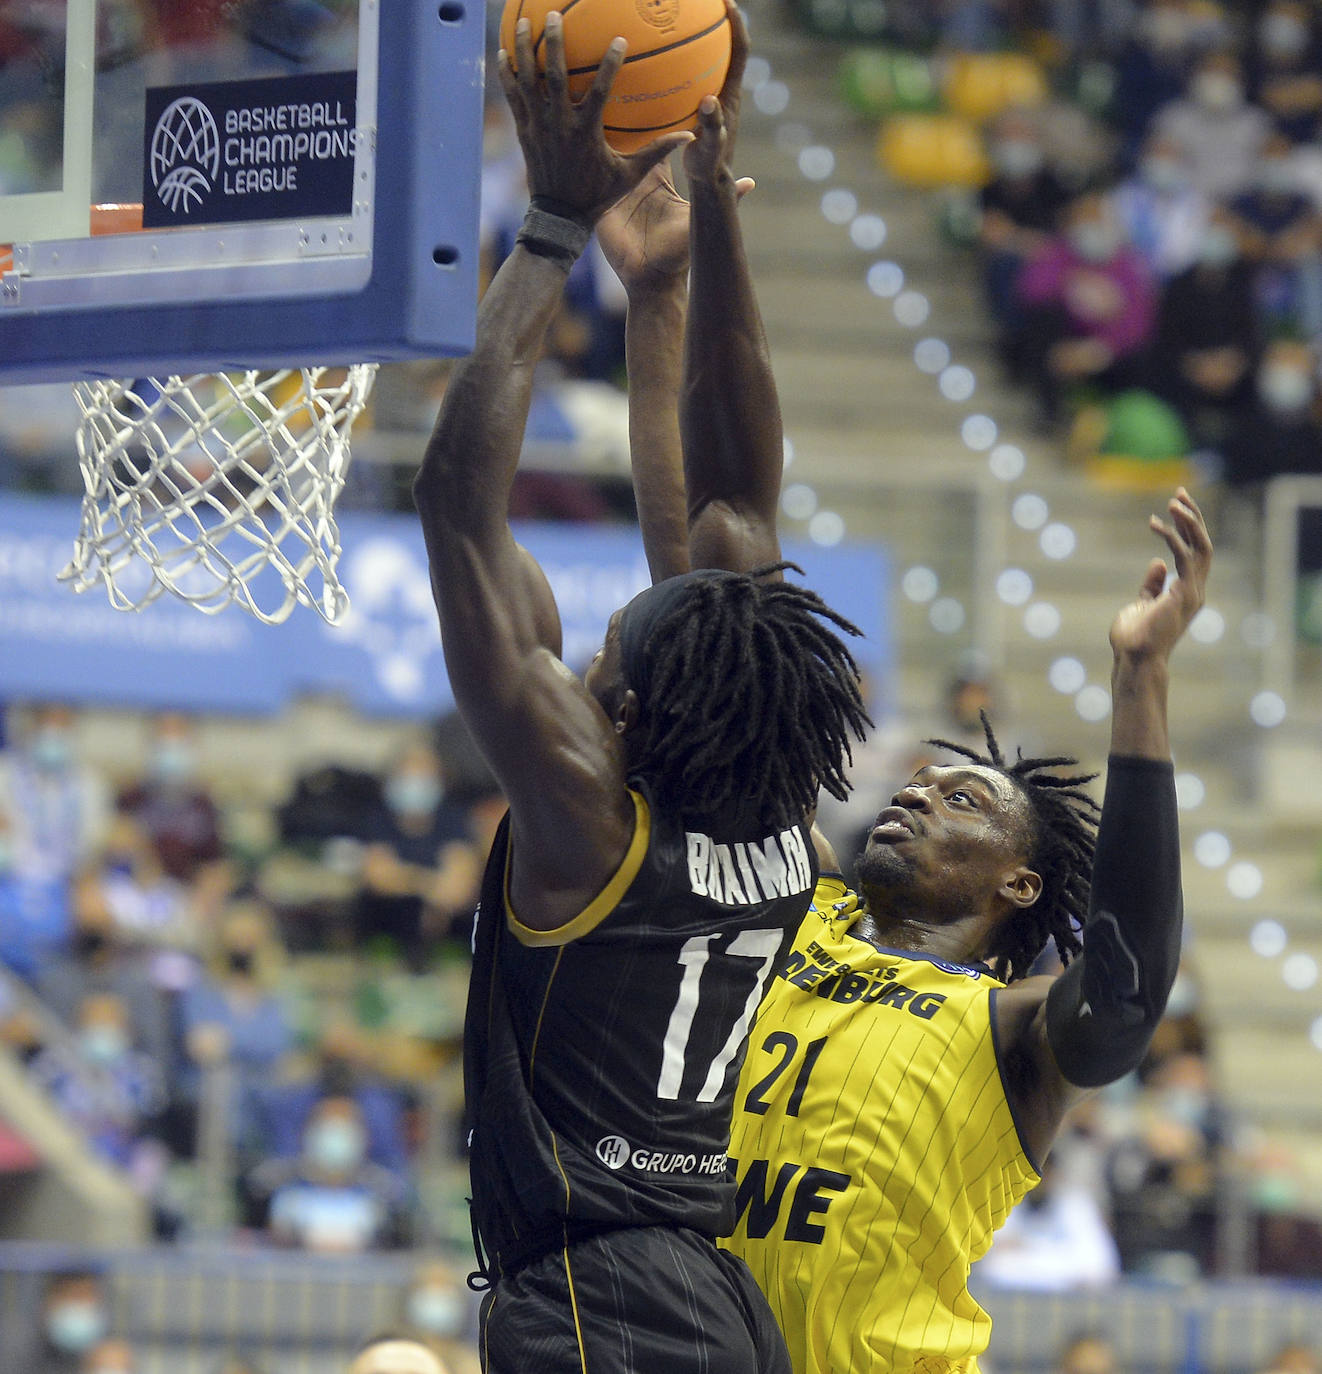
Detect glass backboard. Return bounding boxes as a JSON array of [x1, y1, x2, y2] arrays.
[[0, 1, 483, 381]]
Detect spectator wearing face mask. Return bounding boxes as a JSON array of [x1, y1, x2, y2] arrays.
[[1250, 0, 1322, 144], [1223, 339, 1322, 487], [37, 903, 172, 1072], [1015, 189, 1158, 426], [396, 1260, 480, 1374], [250, 1093, 410, 1252], [1151, 206, 1260, 443], [1226, 132, 1322, 336], [117, 713, 232, 903], [33, 1271, 112, 1374], [1154, 50, 1273, 201], [29, 991, 166, 1174], [977, 110, 1071, 364], [1112, 130, 1211, 282], [179, 902, 294, 1152], [354, 738, 480, 967]]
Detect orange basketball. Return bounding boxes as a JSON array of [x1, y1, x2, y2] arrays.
[[501, 0, 732, 153]]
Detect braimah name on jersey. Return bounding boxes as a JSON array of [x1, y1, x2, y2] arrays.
[[685, 826, 814, 906]]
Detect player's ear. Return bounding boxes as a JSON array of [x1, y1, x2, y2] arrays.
[[613, 688, 640, 735], [999, 865, 1042, 909]]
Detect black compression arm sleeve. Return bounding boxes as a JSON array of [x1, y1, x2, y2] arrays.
[[1045, 755, 1183, 1088]]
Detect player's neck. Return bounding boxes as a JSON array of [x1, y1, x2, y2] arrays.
[[850, 906, 995, 967]]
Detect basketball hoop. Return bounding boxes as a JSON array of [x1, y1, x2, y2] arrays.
[[61, 365, 377, 626]]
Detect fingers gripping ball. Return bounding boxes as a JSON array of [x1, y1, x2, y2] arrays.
[[501, 0, 732, 153]]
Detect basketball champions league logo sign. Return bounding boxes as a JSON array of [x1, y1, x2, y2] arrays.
[[143, 71, 359, 228]]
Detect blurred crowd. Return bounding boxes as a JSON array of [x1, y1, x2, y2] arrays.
[[0, 701, 501, 1266]]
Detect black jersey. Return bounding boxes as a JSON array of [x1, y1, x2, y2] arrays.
[[464, 780, 818, 1278]]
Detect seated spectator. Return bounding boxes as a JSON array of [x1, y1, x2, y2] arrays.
[[350, 1336, 453, 1374], [250, 1093, 410, 1253], [398, 1259, 480, 1374], [252, 1026, 411, 1177], [1250, 0, 1322, 143], [1112, 131, 1211, 281], [1223, 339, 1322, 486], [179, 901, 295, 1153], [34, 1270, 112, 1374], [1154, 50, 1272, 202], [1108, 0, 1209, 167], [1151, 206, 1259, 443], [117, 712, 232, 908], [1258, 1346, 1321, 1374], [81, 1339, 136, 1374], [975, 1156, 1121, 1291], [1055, 1333, 1119, 1374], [1226, 132, 1322, 335], [977, 109, 1071, 365], [1016, 189, 1158, 425], [356, 738, 480, 968], [37, 902, 172, 1071], [29, 991, 166, 1178]]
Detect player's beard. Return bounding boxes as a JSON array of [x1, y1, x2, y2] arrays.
[[853, 838, 916, 906]]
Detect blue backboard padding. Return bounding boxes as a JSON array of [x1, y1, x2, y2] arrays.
[[0, 4, 483, 383], [0, 493, 890, 719]]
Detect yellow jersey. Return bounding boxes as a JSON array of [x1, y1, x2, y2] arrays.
[[720, 876, 1040, 1374]]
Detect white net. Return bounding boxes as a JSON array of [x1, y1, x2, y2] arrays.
[[61, 365, 377, 625]]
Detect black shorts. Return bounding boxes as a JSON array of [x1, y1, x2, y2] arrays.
[[478, 1225, 791, 1374]]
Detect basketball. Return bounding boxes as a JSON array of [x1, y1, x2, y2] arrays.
[[501, 0, 733, 153]]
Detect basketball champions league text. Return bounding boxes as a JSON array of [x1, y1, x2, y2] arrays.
[[221, 101, 357, 195]]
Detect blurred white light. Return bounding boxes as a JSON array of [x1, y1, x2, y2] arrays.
[[1075, 685, 1111, 721], [914, 337, 951, 374], [996, 568, 1033, 606], [1250, 919, 1288, 958], [1174, 772, 1205, 810], [1048, 656, 1087, 694], [1227, 861, 1264, 899], [1040, 522, 1077, 560], [1250, 691, 1287, 728], [808, 510, 845, 546], [1310, 1015, 1322, 1051], [1193, 830, 1231, 868], [1282, 952, 1319, 991], [799, 145, 835, 180], [820, 188, 857, 224], [894, 290, 931, 327], [866, 261, 904, 298], [901, 565, 939, 602], [1024, 602, 1061, 639], [929, 597, 965, 633], [1012, 493, 1049, 531], [938, 365, 976, 402], [989, 443, 1026, 481], [755, 81, 790, 115], [781, 482, 817, 520], [961, 414, 997, 451], [1189, 607, 1225, 644], [850, 214, 887, 250], [742, 55, 772, 90], [1241, 611, 1276, 649]]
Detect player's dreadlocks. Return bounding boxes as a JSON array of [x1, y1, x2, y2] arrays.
[[928, 714, 1099, 984], [628, 564, 870, 833]]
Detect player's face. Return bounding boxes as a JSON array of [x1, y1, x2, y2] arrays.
[[583, 609, 625, 714], [855, 763, 1034, 916]]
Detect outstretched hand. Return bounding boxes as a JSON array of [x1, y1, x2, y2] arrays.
[[498, 13, 692, 224], [597, 162, 754, 294], [1109, 488, 1212, 663]]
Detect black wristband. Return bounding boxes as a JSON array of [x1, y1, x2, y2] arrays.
[[516, 198, 593, 268]]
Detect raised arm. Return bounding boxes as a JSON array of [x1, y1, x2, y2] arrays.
[[680, 3, 784, 573], [412, 17, 687, 932], [1004, 489, 1212, 1160]]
